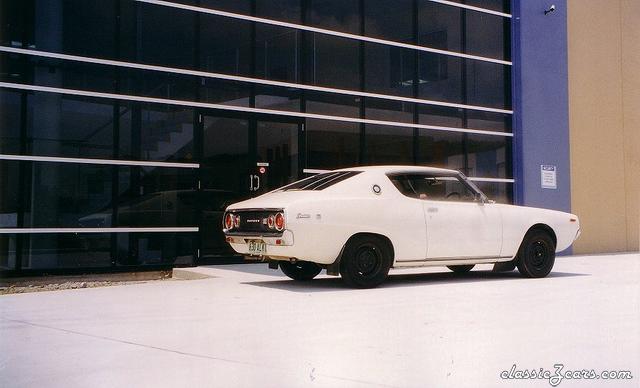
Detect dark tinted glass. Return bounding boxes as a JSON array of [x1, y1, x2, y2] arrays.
[[120, 67, 196, 101], [128, 2, 196, 68], [389, 174, 477, 202], [365, 99, 414, 124], [26, 93, 115, 159], [305, 33, 360, 90], [365, 125, 414, 165], [256, 25, 301, 83], [0, 234, 17, 270], [467, 110, 511, 132], [417, 130, 465, 171], [306, 119, 360, 169], [418, 105, 463, 129], [255, 86, 301, 112], [116, 232, 195, 266], [200, 15, 252, 76], [200, 0, 251, 14], [418, 2, 462, 52], [116, 167, 197, 227], [466, 11, 510, 60], [201, 116, 249, 198], [364, 43, 415, 97], [0, 90, 22, 154], [466, 134, 511, 178], [305, 92, 360, 118], [455, 0, 510, 13], [26, 0, 117, 58], [1, 0, 30, 47], [256, 0, 301, 23], [466, 61, 511, 109], [22, 233, 112, 269], [280, 171, 361, 191], [8, 53, 116, 93], [23, 162, 113, 228], [200, 78, 252, 107], [364, 0, 414, 43], [307, 0, 360, 34], [0, 161, 20, 228], [418, 53, 463, 102], [256, 121, 299, 189], [119, 104, 194, 163]]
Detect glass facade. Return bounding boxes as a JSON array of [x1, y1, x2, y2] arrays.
[[0, 0, 513, 272]]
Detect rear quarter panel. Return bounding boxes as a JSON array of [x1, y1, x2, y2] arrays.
[[499, 204, 580, 256]]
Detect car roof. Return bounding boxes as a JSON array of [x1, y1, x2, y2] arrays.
[[334, 165, 462, 175]]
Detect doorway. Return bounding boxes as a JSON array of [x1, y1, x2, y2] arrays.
[[198, 113, 302, 260]]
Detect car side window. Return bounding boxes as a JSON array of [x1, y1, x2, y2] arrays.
[[389, 174, 478, 202]]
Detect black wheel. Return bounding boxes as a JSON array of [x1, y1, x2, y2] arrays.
[[516, 229, 556, 278], [280, 261, 322, 281], [340, 236, 392, 288], [447, 264, 475, 273]]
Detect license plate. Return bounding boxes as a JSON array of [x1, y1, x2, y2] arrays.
[[248, 240, 267, 255]]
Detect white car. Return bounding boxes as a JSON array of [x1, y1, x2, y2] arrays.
[[223, 166, 581, 288]]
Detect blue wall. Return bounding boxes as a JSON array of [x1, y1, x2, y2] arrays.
[[512, 0, 571, 213]]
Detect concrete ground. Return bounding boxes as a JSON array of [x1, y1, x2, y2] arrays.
[[1, 253, 638, 388]]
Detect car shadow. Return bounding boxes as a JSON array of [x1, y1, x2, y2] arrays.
[[243, 270, 589, 293]]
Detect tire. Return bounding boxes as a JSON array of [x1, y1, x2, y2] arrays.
[[340, 235, 392, 288], [447, 264, 475, 273], [280, 261, 322, 281], [516, 229, 556, 278]]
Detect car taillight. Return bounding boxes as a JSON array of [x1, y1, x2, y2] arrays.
[[224, 213, 233, 230], [267, 214, 275, 229], [234, 214, 240, 228], [274, 212, 285, 231]]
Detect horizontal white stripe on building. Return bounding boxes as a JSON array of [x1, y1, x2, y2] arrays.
[[136, 0, 512, 66], [0, 46, 513, 115], [0, 82, 514, 138], [0, 154, 199, 168], [0, 227, 199, 234]]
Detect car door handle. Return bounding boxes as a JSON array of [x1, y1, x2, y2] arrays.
[[427, 207, 438, 213]]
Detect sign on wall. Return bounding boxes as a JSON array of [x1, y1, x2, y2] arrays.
[[541, 165, 557, 189]]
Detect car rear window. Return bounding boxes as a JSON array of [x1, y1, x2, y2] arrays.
[[278, 171, 362, 191]]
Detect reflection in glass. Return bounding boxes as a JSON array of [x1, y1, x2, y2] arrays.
[[418, 105, 464, 129], [466, 60, 511, 109], [0, 235, 17, 270], [466, 134, 512, 178], [201, 116, 249, 257], [256, 25, 300, 83], [116, 232, 195, 266], [364, 0, 414, 42], [417, 130, 465, 171], [26, 93, 115, 159], [200, 15, 252, 76], [365, 125, 414, 165], [257, 121, 300, 189], [255, 85, 301, 112], [24, 162, 112, 228], [305, 33, 360, 90], [307, 0, 360, 34], [23, 233, 112, 269], [365, 43, 415, 97], [365, 99, 414, 124], [418, 2, 462, 52], [256, 0, 301, 23], [418, 54, 463, 103], [305, 92, 360, 118], [0, 161, 20, 228], [116, 167, 197, 227], [306, 119, 360, 169], [0, 90, 21, 154]]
